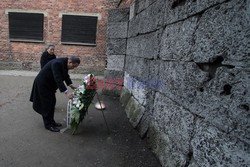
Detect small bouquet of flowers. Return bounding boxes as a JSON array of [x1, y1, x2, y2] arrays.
[[69, 74, 97, 134]]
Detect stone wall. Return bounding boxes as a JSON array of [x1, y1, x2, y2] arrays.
[[103, 8, 129, 96], [107, 0, 250, 166], [0, 0, 117, 74]]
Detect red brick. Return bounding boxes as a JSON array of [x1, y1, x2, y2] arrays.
[[0, 0, 117, 72]]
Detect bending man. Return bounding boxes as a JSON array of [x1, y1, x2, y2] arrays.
[[30, 56, 80, 132]]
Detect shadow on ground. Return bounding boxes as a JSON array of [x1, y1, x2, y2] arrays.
[[0, 74, 161, 167]]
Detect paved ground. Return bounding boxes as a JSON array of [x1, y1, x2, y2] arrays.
[[0, 71, 161, 167]]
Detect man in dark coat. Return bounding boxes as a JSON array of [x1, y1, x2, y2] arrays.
[[40, 44, 56, 68], [30, 56, 80, 132]]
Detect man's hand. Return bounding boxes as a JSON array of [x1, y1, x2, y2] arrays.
[[70, 84, 77, 90], [65, 91, 73, 99]]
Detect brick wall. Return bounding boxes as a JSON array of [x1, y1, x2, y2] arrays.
[[118, 0, 135, 8], [0, 0, 117, 74]]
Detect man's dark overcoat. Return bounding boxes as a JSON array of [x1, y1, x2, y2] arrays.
[[30, 58, 72, 116]]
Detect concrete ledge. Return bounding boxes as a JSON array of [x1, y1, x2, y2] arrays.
[[120, 88, 131, 107], [125, 96, 145, 128]]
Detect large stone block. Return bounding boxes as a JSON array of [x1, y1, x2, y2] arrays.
[[177, 66, 250, 143], [107, 22, 128, 39], [163, 0, 226, 25], [207, 68, 250, 144], [128, 0, 165, 37], [125, 96, 145, 128], [192, 0, 250, 68], [152, 92, 195, 154], [124, 56, 149, 79], [158, 60, 250, 141], [107, 38, 127, 55], [160, 16, 198, 61], [158, 61, 209, 107], [108, 8, 130, 23], [127, 30, 162, 59], [107, 55, 125, 71], [191, 121, 250, 167], [147, 125, 188, 167], [137, 90, 155, 138]]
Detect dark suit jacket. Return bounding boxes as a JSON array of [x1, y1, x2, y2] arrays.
[[40, 51, 56, 68], [30, 58, 72, 115]]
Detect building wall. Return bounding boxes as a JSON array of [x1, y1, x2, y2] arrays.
[[106, 0, 250, 166], [0, 0, 117, 74]]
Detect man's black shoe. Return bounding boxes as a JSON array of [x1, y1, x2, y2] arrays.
[[46, 126, 60, 132], [53, 122, 62, 127]]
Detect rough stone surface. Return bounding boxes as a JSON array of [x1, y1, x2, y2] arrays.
[[191, 120, 250, 167], [153, 92, 195, 155], [108, 8, 130, 23], [163, 0, 226, 25], [107, 0, 250, 166], [134, 0, 158, 15], [107, 22, 128, 39], [107, 38, 127, 55], [124, 56, 149, 79], [158, 61, 209, 106], [128, 0, 165, 37], [192, 0, 250, 68], [127, 30, 162, 59], [204, 68, 250, 143], [131, 82, 148, 106], [107, 55, 125, 71], [148, 126, 187, 167], [160, 16, 198, 61], [158, 61, 250, 139]]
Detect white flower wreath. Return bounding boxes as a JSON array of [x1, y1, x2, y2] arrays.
[[69, 74, 97, 134]]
